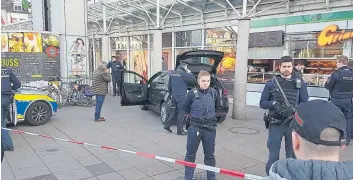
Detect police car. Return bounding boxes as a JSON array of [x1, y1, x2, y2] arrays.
[[120, 50, 230, 125], [7, 87, 58, 126]]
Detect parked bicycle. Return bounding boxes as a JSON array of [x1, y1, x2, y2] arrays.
[[45, 76, 69, 108], [65, 76, 95, 107]]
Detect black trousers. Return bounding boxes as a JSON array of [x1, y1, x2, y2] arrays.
[[112, 75, 121, 95], [164, 95, 185, 133]]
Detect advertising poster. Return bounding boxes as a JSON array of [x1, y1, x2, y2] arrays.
[[24, 32, 43, 52], [8, 32, 24, 52], [1, 33, 9, 52], [1, 32, 61, 81], [67, 37, 87, 76], [131, 50, 148, 79]]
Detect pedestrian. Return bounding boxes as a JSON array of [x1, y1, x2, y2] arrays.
[[107, 56, 124, 96], [1, 68, 21, 152], [264, 99, 353, 180], [325, 55, 353, 145], [293, 63, 305, 79], [182, 70, 222, 180], [260, 56, 309, 175], [92, 61, 111, 122], [164, 62, 196, 135]]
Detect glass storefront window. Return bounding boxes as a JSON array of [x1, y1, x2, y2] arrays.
[[175, 30, 202, 47], [288, 33, 343, 58], [110, 37, 128, 49], [247, 59, 276, 83], [130, 50, 148, 79], [130, 35, 148, 49], [162, 48, 172, 70], [205, 28, 236, 46], [162, 33, 172, 48]]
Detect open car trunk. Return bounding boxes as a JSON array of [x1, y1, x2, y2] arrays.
[[176, 50, 224, 75]]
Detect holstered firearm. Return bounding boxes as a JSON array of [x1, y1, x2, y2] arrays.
[[263, 113, 285, 129], [184, 114, 191, 130]]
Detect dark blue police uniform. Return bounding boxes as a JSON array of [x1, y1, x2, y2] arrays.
[[182, 87, 222, 180], [1, 68, 21, 151], [107, 61, 124, 96], [325, 66, 353, 141], [164, 66, 196, 134], [260, 74, 308, 175]]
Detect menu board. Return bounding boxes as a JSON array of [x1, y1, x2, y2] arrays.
[[1, 32, 60, 81]]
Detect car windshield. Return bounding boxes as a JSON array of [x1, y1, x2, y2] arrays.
[[181, 57, 215, 66]]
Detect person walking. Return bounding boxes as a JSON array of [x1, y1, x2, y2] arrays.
[[325, 55, 353, 145], [107, 56, 124, 96], [164, 62, 196, 135], [182, 70, 222, 180], [92, 61, 111, 122], [260, 56, 309, 175], [1, 68, 21, 152]]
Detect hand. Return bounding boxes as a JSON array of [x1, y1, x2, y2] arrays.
[[185, 68, 191, 73], [104, 68, 110, 73]]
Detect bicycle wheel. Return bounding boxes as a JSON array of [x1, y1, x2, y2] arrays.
[[58, 89, 69, 108], [78, 93, 91, 106]]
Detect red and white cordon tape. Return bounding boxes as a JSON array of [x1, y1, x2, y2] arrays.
[[2, 128, 263, 180]]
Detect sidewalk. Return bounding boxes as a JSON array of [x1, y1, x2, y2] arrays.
[[2, 97, 352, 180]]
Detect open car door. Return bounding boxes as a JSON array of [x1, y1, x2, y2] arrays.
[[176, 50, 224, 74], [121, 71, 149, 106]]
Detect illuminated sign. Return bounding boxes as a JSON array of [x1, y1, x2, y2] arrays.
[[318, 25, 353, 46]]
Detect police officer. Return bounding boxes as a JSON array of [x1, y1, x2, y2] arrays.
[[107, 56, 124, 96], [164, 62, 196, 135], [325, 55, 353, 144], [1, 68, 21, 152], [260, 56, 309, 175], [182, 70, 222, 180]]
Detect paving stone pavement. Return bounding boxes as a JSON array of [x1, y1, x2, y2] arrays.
[[2, 96, 353, 180]]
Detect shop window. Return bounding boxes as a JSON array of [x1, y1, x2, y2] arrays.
[[130, 50, 148, 79], [130, 35, 148, 49], [175, 30, 202, 47], [205, 28, 236, 46], [111, 37, 128, 49], [162, 33, 172, 48], [247, 59, 277, 84], [162, 49, 172, 70], [289, 33, 343, 58]]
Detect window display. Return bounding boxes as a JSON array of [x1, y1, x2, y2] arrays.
[[162, 49, 172, 70], [205, 28, 236, 46], [110, 37, 128, 49], [130, 35, 148, 49], [247, 59, 276, 83], [130, 50, 148, 79]]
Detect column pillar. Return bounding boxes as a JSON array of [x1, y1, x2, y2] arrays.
[[101, 5, 109, 62], [31, 0, 44, 31], [50, 0, 89, 78], [232, 19, 250, 120], [152, 30, 163, 75]]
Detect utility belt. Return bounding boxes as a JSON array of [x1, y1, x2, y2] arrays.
[[263, 113, 293, 129], [184, 116, 217, 132]]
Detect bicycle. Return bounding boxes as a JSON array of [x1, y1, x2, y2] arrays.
[[44, 76, 68, 109], [66, 76, 95, 107]]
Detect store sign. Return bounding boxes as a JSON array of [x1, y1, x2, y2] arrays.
[[249, 31, 284, 48], [318, 25, 353, 46]]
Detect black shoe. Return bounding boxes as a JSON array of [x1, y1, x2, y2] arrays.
[[164, 127, 172, 133], [177, 131, 187, 135]]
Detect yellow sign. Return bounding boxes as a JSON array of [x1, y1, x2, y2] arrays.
[[318, 25, 353, 46]]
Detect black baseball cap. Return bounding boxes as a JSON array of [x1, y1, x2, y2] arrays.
[[290, 99, 347, 146]]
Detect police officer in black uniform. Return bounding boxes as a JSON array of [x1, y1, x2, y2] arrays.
[[107, 56, 124, 96], [182, 70, 222, 180], [1, 68, 21, 152], [164, 62, 196, 135], [325, 55, 353, 144], [260, 56, 309, 175]]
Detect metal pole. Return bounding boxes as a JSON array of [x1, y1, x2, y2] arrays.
[[242, 0, 247, 17], [102, 4, 107, 32], [156, 0, 160, 28]]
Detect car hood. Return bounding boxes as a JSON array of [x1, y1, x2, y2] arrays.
[[176, 50, 224, 74], [17, 87, 49, 95]]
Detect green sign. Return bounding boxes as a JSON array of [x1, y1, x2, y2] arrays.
[[250, 10, 353, 28]]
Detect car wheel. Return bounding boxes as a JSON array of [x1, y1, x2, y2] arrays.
[[26, 101, 51, 126], [217, 116, 226, 123], [140, 105, 148, 110], [160, 102, 168, 125]]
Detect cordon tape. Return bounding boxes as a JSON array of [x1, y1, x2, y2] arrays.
[[2, 127, 263, 180]]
